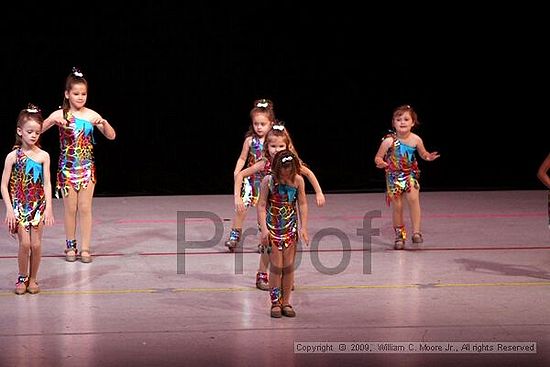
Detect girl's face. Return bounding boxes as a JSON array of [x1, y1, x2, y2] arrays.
[[64, 82, 88, 110], [393, 111, 414, 135], [17, 119, 42, 147], [251, 112, 272, 138], [267, 135, 287, 158]]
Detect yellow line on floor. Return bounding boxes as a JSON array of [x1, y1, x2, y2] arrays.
[[1, 281, 550, 297]]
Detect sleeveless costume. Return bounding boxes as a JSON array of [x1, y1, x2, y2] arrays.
[[9, 149, 46, 231], [56, 113, 96, 198], [383, 132, 420, 206], [265, 175, 298, 250], [240, 135, 267, 207]]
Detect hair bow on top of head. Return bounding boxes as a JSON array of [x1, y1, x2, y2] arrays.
[[281, 156, 293, 163], [72, 67, 83, 78], [256, 100, 269, 108], [25, 103, 40, 113]]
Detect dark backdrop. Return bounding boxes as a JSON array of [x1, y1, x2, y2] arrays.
[[2, 3, 548, 196]]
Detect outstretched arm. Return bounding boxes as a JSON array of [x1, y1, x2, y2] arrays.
[[537, 153, 550, 189], [416, 137, 440, 162], [300, 165, 325, 207]]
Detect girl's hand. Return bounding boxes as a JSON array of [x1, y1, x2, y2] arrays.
[[44, 209, 55, 227], [260, 230, 269, 246], [300, 228, 309, 246], [375, 159, 388, 169], [425, 151, 440, 161], [234, 197, 246, 214], [4, 210, 17, 234], [315, 193, 326, 207], [91, 117, 107, 126]]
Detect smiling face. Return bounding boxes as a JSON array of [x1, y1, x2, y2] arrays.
[[64, 82, 88, 110]]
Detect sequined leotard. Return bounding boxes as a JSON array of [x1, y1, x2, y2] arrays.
[[241, 135, 268, 207], [56, 113, 96, 198], [9, 149, 46, 231], [383, 132, 420, 205], [265, 175, 298, 250]]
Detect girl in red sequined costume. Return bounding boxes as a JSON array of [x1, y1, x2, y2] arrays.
[[1, 104, 54, 294], [42, 68, 116, 263], [374, 105, 439, 249]]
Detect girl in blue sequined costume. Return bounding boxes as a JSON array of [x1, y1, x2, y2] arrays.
[[1, 105, 54, 294], [42, 67, 116, 263], [258, 150, 309, 318], [374, 105, 440, 249]]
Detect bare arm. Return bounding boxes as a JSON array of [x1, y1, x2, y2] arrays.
[[233, 137, 251, 177], [1, 152, 16, 231], [296, 175, 309, 246], [234, 160, 266, 213], [42, 109, 65, 132], [537, 153, 550, 189], [41, 151, 55, 226], [374, 138, 392, 168], [257, 175, 270, 245], [90, 111, 116, 140], [300, 165, 325, 207], [415, 136, 440, 162]]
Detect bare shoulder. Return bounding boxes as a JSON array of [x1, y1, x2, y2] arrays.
[[5, 150, 17, 162], [410, 133, 423, 145], [37, 149, 50, 161], [295, 174, 306, 186], [83, 108, 101, 120]]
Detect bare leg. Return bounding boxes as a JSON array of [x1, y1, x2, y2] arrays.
[[391, 196, 404, 228], [16, 226, 31, 276], [28, 224, 43, 291], [77, 182, 95, 252], [404, 186, 421, 234], [281, 245, 296, 306], [63, 188, 79, 256]]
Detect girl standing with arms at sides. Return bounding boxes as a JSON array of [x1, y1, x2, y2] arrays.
[[42, 67, 116, 263], [257, 149, 309, 318], [374, 105, 439, 250], [1, 104, 54, 294], [225, 98, 276, 253], [234, 124, 324, 290]]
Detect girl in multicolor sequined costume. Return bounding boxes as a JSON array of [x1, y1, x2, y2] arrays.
[[234, 124, 325, 291], [537, 153, 550, 228], [42, 67, 116, 263], [225, 99, 276, 256], [1, 105, 54, 295], [257, 150, 309, 318], [374, 105, 440, 249]]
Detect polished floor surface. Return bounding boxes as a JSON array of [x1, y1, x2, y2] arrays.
[[1, 191, 549, 367]]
